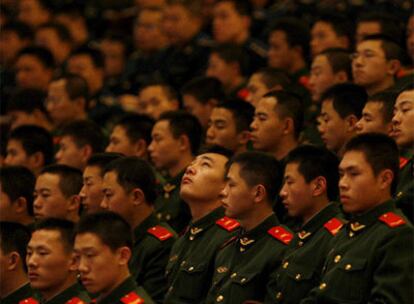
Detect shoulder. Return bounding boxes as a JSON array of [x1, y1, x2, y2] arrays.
[[267, 225, 294, 245], [18, 298, 39, 304], [378, 212, 409, 229], [147, 225, 175, 242], [121, 291, 145, 304], [215, 216, 240, 232], [65, 297, 87, 304], [323, 217, 345, 236]]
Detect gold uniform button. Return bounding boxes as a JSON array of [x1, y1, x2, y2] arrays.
[[180, 261, 186, 267], [345, 264, 352, 270], [349, 232, 354, 237], [216, 295, 224, 302], [276, 291, 282, 300], [188, 266, 194, 271], [230, 272, 237, 278], [295, 273, 301, 280], [319, 283, 327, 290], [240, 278, 247, 283], [298, 241, 304, 247], [189, 236, 194, 241], [168, 286, 173, 293], [282, 261, 289, 269], [334, 255, 341, 263]]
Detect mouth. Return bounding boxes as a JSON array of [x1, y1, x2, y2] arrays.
[[28, 272, 39, 280], [34, 213, 44, 219], [181, 176, 192, 185], [340, 195, 350, 203]]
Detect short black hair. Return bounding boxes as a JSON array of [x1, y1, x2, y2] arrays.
[[139, 81, 178, 101], [52, 73, 89, 101], [104, 157, 157, 204], [198, 145, 234, 160], [215, 98, 255, 133], [253, 68, 291, 90], [0, 166, 35, 216], [8, 125, 54, 166], [69, 46, 104, 69], [76, 211, 132, 251], [40, 164, 83, 199], [314, 12, 353, 47], [263, 90, 304, 139], [360, 34, 403, 62], [7, 88, 48, 116], [229, 151, 283, 202], [357, 12, 403, 44], [181, 76, 225, 105], [60, 120, 106, 154], [320, 83, 367, 119], [33, 218, 75, 252], [114, 114, 155, 146], [0, 221, 31, 271], [343, 133, 399, 195], [100, 31, 132, 59], [319, 48, 352, 80], [215, 0, 252, 17], [2, 21, 34, 41], [211, 44, 249, 76], [37, 22, 73, 44], [367, 91, 398, 124], [86, 153, 123, 175], [285, 145, 339, 201], [16, 46, 55, 69], [159, 111, 203, 155]]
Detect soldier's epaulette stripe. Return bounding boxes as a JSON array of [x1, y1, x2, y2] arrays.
[[267, 226, 293, 245], [19, 298, 39, 304], [216, 217, 240, 231], [121, 291, 145, 304], [400, 156, 409, 169], [147, 225, 174, 241], [219, 235, 238, 250], [323, 218, 344, 236], [66, 297, 85, 304], [379, 212, 406, 228]]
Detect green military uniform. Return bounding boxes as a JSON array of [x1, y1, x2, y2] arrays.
[[1, 282, 38, 304], [264, 203, 345, 304], [301, 200, 414, 304], [40, 282, 90, 304], [205, 214, 293, 304], [154, 171, 191, 233], [94, 277, 154, 304], [396, 150, 414, 222], [164, 207, 240, 304], [129, 213, 176, 304]]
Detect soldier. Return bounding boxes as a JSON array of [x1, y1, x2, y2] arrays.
[[301, 133, 414, 304], [264, 145, 343, 304], [137, 83, 179, 120], [149, 111, 202, 232], [205, 151, 293, 304], [101, 157, 176, 303], [164, 146, 239, 303], [75, 212, 155, 304], [0, 222, 35, 304], [27, 218, 90, 303], [355, 12, 402, 44]]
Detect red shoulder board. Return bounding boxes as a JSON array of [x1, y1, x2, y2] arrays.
[[147, 225, 174, 241], [53, 135, 61, 146], [267, 226, 293, 245], [237, 88, 250, 100], [324, 218, 344, 236], [379, 212, 406, 228], [66, 297, 85, 304], [216, 217, 240, 232], [299, 75, 310, 89], [19, 298, 39, 304], [400, 157, 409, 169], [121, 292, 145, 304]]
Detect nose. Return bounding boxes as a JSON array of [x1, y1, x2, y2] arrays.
[[220, 183, 229, 198], [355, 119, 363, 132], [33, 196, 42, 211], [206, 126, 215, 140], [105, 143, 114, 152], [392, 111, 401, 125], [78, 256, 89, 274], [250, 119, 257, 131], [55, 149, 62, 162], [79, 185, 86, 199], [279, 183, 288, 199], [27, 253, 37, 269], [148, 141, 154, 153], [338, 175, 348, 192], [100, 197, 108, 209]]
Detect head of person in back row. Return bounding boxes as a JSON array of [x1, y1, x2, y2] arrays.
[[79, 153, 122, 215], [27, 218, 90, 303], [181, 76, 225, 130], [34, 164, 82, 222], [206, 98, 254, 155], [5, 125, 54, 176], [55, 119, 106, 171], [0, 166, 35, 226], [149, 111, 203, 178], [250, 90, 304, 161], [392, 83, 414, 150], [106, 114, 154, 160], [318, 83, 367, 156], [356, 91, 397, 136], [0, 222, 33, 303], [309, 48, 352, 103], [352, 34, 402, 96]]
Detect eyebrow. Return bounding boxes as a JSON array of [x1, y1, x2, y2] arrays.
[[198, 155, 214, 163]]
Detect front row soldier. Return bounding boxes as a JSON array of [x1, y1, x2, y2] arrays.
[[264, 145, 343, 304], [101, 156, 176, 303], [26, 218, 90, 304], [74, 212, 155, 304], [301, 133, 414, 304], [164, 146, 240, 303], [0, 222, 36, 304], [205, 152, 293, 304]]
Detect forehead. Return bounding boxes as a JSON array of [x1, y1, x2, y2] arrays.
[[215, 1, 237, 13], [84, 165, 102, 178], [103, 171, 118, 185], [69, 54, 94, 67], [36, 172, 61, 188], [312, 21, 335, 34], [196, 153, 228, 167], [270, 30, 288, 42], [112, 125, 129, 137], [395, 90, 414, 106], [17, 55, 43, 67], [75, 232, 105, 249], [60, 135, 78, 147], [321, 99, 335, 113], [140, 86, 166, 99], [152, 120, 172, 134], [211, 107, 235, 121], [256, 97, 278, 113], [357, 40, 383, 53], [138, 9, 162, 22], [364, 101, 383, 113], [248, 73, 264, 86], [284, 162, 301, 176], [29, 229, 64, 248], [312, 54, 330, 68], [339, 150, 369, 169], [7, 138, 25, 150], [357, 21, 381, 32]]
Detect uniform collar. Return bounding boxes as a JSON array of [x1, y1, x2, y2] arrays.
[[299, 202, 342, 238], [42, 282, 84, 304], [133, 213, 159, 243], [186, 207, 225, 240], [97, 277, 136, 304], [238, 214, 279, 251], [1, 282, 34, 304]]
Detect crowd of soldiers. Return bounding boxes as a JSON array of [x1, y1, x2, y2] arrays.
[[0, 0, 413, 303]]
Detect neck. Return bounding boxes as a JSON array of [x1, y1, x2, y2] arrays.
[[302, 197, 330, 225], [130, 206, 153, 230], [288, 56, 307, 75], [240, 206, 273, 232], [97, 268, 130, 301], [1, 270, 28, 298], [366, 77, 394, 96], [168, 154, 193, 178], [227, 75, 245, 94], [234, 30, 249, 45], [66, 212, 80, 223], [188, 199, 222, 222], [272, 137, 298, 161], [40, 273, 77, 301], [90, 78, 103, 96]]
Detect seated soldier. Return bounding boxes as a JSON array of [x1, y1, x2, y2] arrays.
[[33, 164, 82, 222], [149, 111, 202, 232], [27, 218, 90, 303], [75, 212, 155, 304], [356, 91, 397, 135], [318, 83, 367, 157], [5, 125, 54, 176], [165, 146, 239, 303], [301, 133, 413, 304], [101, 157, 176, 303], [55, 119, 106, 171], [0, 166, 35, 227], [0, 222, 35, 304], [79, 153, 122, 215], [264, 145, 343, 304], [206, 99, 254, 155], [205, 151, 293, 304], [106, 114, 154, 160], [137, 83, 179, 120]]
